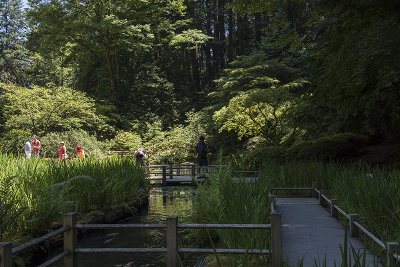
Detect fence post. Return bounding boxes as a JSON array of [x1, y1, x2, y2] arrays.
[[169, 163, 173, 179], [167, 216, 178, 267], [312, 182, 317, 198], [330, 199, 338, 219], [268, 194, 276, 211], [162, 165, 167, 186], [349, 214, 359, 238], [0, 242, 12, 267], [319, 190, 324, 206], [271, 212, 282, 267], [191, 164, 196, 177], [64, 212, 77, 267], [387, 242, 400, 267]]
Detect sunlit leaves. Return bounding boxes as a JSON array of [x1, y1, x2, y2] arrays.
[[170, 29, 212, 49], [212, 52, 308, 145], [0, 83, 107, 135]]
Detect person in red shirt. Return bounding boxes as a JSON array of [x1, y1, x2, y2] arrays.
[[32, 135, 41, 158], [59, 141, 67, 160]]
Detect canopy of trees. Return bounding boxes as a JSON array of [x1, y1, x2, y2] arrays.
[[0, 0, 399, 158]]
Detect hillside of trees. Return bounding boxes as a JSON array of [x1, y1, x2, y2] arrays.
[[1, 0, 400, 165]]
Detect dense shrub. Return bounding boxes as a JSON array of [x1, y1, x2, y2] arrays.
[[109, 131, 142, 152], [0, 129, 32, 156], [287, 133, 370, 161], [238, 133, 370, 169]]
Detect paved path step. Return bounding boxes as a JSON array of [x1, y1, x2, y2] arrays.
[[277, 198, 381, 266]]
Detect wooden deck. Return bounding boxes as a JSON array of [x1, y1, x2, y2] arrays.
[[277, 198, 382, 266]]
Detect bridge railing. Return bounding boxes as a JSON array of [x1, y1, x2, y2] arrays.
[[269, 183, 400, 266], [0, 212, 282, 267], [146, 164, 228, 185]]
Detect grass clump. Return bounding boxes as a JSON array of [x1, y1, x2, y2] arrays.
[[0, 153, 147, 241], [190, 167, 272, 266]]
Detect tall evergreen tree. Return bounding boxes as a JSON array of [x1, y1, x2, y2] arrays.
[[0, 0, 26, 85]]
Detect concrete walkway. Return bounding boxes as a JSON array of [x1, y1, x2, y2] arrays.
[[277, 198, 381, 267]]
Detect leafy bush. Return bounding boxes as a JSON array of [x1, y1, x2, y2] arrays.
[[40, 130, 107, 159], [287, 133, 370, 161], [0, 129, 32, 156], [109, 131, 142, 152], [239, 145, 286, 170]]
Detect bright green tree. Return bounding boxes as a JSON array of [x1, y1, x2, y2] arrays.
[[0, 83, 108, 136], [212, 53, 308, 145]]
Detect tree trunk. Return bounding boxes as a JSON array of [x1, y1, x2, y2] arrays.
[[217, 0, 225, 70], [228, 8, 234, 62]]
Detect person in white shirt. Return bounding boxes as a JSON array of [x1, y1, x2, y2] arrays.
[[25, 137, 32, 159]]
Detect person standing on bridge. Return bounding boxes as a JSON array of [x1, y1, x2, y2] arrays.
[[134, 147, 147, 165], [195, 136, 208, 177]]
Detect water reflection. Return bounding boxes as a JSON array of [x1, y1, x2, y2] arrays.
[[75, 186, 197, 267]]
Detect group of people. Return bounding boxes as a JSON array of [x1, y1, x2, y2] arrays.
[[24, 135, 208, 165], [24, 136, 88, 160], [24, 136, 40, 159]]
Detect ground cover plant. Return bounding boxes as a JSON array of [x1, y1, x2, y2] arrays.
[[0, 153, 147, 242]]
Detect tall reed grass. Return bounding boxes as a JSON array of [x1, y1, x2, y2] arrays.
[[190, 167, 272, 265], [261, 160, 400, 246], [0, 153, 147, 241], [191, 160, 400, 266]]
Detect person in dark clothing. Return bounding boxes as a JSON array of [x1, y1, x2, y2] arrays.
[[195, 136, 208, 176]]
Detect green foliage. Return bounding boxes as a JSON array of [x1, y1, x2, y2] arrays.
[[309, 0, 400, 137], [109, 131, 142, 152], [40, 130, 107, 159], [0, 129, 31, 156], [191, 167, 272, 264], [212, 53, 308, 145], [287, 133, 370, 161], [26, 0, 189, 126], [0, 83, 109, 136], [140, 111, 208, 164], [238, 133, 370, 169], [0, 154, 146, 240], [170, 29, 212, 48], [0, 0, 27, 85]]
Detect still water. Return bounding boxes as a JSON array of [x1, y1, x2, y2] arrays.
[[75, 186, 198, 267]]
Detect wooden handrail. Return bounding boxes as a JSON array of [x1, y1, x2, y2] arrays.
[[37, 251, 70, 267], [178, 248, 270, 254], [75, 223, 166, 229], [271, 187, 313, 191], [321, 194, 330, 203], [75, 248, 167, 253], [178, 223, 271, 229], [334, 204, 348, 218], [12, 226, 70, 254], [354, 222, 385, 249]]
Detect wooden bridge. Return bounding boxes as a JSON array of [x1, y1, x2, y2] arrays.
[[2, 183, 399, 267], [146, 164, 259, 185], [270, 185, 398, 266]]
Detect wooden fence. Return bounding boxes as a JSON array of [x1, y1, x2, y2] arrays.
[[270, 182, 400, 267], [0, 199, 281, 267]]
